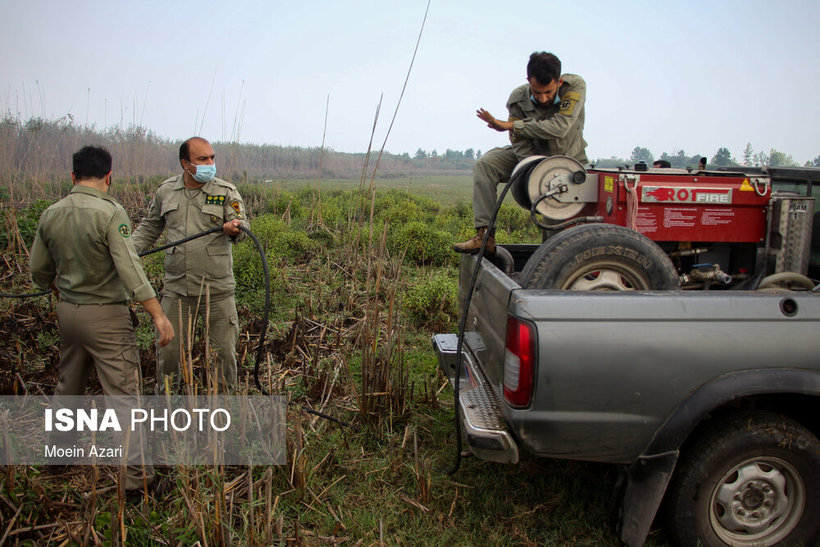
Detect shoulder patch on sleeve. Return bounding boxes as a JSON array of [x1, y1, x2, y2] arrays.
[[119, 223, 131, 238], [558, 91, 581, 116]]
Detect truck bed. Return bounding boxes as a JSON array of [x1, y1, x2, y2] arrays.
[[438, 248, 820, 464]]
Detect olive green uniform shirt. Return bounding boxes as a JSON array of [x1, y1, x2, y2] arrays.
[[507, 73, 588, 163], [29, 185, 155, 305], [132, 175, 249, 296]]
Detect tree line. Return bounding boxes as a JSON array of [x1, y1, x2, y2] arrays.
[[0, 116, 476, 189], [2, 115, 819, 196], [612, 144, 820, 170]]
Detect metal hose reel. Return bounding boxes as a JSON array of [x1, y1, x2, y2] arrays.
[[510, 155, 590, 221]]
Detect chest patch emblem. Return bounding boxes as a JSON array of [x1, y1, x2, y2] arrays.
[[205, 195, 226, 206]]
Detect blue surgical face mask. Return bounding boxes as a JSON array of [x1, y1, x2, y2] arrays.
[[187, 163, 216, 183], [530, 94, 562, 106]]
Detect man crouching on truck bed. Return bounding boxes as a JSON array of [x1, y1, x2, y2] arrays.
[[453, 51, 588, 255]]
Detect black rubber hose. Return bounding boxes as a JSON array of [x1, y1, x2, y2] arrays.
[[444, 167, 526, 476], [224, 227, 355, 432], [0, 288, 50, 298], [137, 227, 222, 257], [236, 225, 271, 395], [0, 227, 225, 299]]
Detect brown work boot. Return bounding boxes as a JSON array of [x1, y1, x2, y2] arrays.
[[453, 227, 495, 255]]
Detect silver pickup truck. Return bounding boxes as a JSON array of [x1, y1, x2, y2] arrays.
[[433, 161, 820, 547], [433, 252, 820, 546]]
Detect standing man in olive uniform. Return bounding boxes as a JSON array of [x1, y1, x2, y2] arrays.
[[132, 137, 249, 393], [453, 51, 587, 254], [30, 145, 175, 495]]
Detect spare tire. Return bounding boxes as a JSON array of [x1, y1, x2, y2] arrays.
[[520, 224, 680, 290]]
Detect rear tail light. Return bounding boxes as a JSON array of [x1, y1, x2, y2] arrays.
[[503, 315, 536, 407]]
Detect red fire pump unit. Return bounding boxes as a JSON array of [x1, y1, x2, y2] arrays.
[[510, 156, 815, 289]]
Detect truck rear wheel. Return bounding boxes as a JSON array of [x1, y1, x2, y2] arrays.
[[519, 224, 680, 290], [663, 411, 820, 547]]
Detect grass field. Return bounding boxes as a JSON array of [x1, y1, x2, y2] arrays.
[[0, 176, 674, 545], [258, 174, 474, 208]]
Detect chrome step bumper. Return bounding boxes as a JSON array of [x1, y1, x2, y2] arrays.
[[431, 333, 519, 464]]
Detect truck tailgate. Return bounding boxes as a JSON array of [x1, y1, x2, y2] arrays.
[[458, 253, 520, 389]]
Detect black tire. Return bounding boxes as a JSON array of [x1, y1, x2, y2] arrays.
[[519, 224, 680, 290], [663, 411, 820, 547]]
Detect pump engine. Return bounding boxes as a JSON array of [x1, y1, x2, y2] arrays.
[[510, 156, 816, 290]]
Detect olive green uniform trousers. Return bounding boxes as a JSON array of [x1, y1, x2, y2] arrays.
[[53, 302, 152, 492], [157, 292, 239, 393], [472, 147, 521, 228]]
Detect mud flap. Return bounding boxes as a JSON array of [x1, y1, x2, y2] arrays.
[[617, 451, 678, 547]]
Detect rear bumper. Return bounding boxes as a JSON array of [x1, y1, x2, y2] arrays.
[[431, 333, 519, 464]]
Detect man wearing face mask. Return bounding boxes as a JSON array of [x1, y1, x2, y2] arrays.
[[453, 51, 587, 254], [132, 137, 249, 393]]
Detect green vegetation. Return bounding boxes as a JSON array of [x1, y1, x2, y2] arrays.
[[4, 181, 639, 545], [0, 116, 680, 545], [403, 269, 459, 330]]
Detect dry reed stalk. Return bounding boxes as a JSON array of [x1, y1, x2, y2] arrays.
[[176, 300, 189, 394], [281, 199, 291, 224], [177, 474, 209, 547], [355, 98, 381, 199], [83, 404, 99, 546], [364, 0, 430, 200], [2, 210, 28, 256], [0, 497, 22, 544], [244, 466, 254, 545], [289, 414, 306, 496], [204, 285, 212, 394], [264, 470, 274, 541], [118, 481, 126, 543], [311, 94, 330, 233], [212, 467, 226, 547], [4, 520, 83, 540], [374, 223, 390, 410], [0, 412, 12, 492], [365, 186, 378, 291], [193, 279, 207, 393]]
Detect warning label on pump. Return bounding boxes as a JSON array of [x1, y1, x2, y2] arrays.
[[635, 211, 658, 233], [663, 208, 697, 228], [701, 209, 735, 226]]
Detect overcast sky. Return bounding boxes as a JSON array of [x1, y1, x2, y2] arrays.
[[2, 0, 819, 164]]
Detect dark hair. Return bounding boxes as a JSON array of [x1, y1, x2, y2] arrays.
[[180, 137, 194, 162], [527, 52, 562, 85], [179, 136, 208, 162], [72, 146, 112, 180], [653, 160, 671, 168]]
